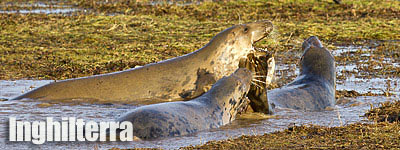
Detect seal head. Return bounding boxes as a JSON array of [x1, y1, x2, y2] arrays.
[[300, 36, 335, 87]]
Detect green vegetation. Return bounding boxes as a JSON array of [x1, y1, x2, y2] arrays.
[[0, 0, 399, 80]]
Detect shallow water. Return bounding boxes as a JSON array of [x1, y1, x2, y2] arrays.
[[0, 1, 79, 14], [0, 46, 399, 149], [0, 0, 195, 15], [0, 8, 79, 14]]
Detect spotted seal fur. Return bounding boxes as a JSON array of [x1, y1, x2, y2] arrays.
[[13, 21, 273, 103], [268, 36, 336, 112], [115, 68, 252, 139]]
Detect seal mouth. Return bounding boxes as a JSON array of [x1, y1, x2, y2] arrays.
[[252, 21, 274, 44], [251, 21, 274, 53], [236, 20, 275, 114]]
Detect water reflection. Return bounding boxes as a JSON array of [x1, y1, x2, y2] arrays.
[[0, 8, 79, 14]]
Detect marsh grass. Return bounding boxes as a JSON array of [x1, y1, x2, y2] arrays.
[[181, 122, 400, 149], [0, 0, 399, 80], [365, 100, 400, 123]]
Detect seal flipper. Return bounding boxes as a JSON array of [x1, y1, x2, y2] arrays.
[[179, 69, 217, 100]]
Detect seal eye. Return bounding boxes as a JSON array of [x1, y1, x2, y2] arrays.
[[244, 27, 249, 33]]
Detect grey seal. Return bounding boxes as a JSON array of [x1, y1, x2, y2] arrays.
[[268, 36, 336, 112], [13, 21, 273, 103], [115, 68, 252, 139]]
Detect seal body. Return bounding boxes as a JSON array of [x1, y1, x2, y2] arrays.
[[116, 68, 252, 139], [13, 21, 273, 103], [268, 36, 336, 112]]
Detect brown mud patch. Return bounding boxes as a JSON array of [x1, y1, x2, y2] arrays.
[[181, 122, 400, 149], [365, 100, 400, 123]]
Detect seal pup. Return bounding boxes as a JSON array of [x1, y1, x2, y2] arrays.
[[13, 21, 273, 103], [115, 68, 252, 139], [268, 36, 336, 112]]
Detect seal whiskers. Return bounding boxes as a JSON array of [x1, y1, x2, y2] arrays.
[[251, 81, 263, 89], [239, 50, 275, 113], [252, 79, 267, 85], [253, 75, 268, 78]]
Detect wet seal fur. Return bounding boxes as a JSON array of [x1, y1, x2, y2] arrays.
[[13, 21, 273, 103], [268, 36, 336, 112], [239, 51, 275, 114], [115, 68, 252, 139]]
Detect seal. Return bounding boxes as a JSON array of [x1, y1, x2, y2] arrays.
[[267, 36, 336, 112], [239, 51, 275, 114], [115, 68, 252, 139], [13, 21, 273, 103]]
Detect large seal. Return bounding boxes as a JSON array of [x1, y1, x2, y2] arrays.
[[13, 21, 273, 103], [267, 36, 336, 112], [115, 68, 252, 139]]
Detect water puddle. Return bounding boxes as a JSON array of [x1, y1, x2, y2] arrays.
[[0, 0, 199, 15], [0, 45, 399, 149], [0, 8, 79, 14], [0, 2, 80, 14]]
